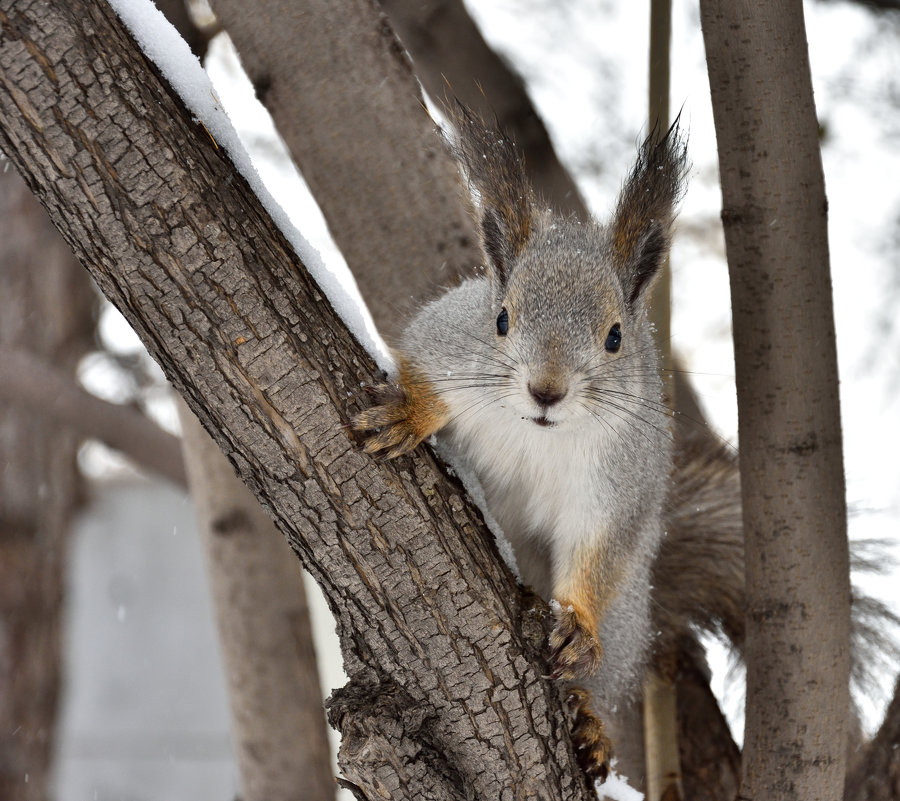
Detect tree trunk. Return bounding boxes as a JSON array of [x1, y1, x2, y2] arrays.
[[699, 1, 851, 798], [178, 403, 335, 801], [0, 164, 95, 800], [0, 2, 593, 798], [206, 0, 480, 340]]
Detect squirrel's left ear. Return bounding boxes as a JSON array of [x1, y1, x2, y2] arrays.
[[611, 121, 689, 311], [448, 103, 535, 295]]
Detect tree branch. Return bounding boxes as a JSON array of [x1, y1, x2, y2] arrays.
[[0, 349, 187, 487], [0, 2, 591, 798], [0, 138, 95, 801], [178, 402, 335, 801], [378, 0, 589, 219], [699, 1, 851, 797], [206, 0, 481, 340], [845, 675, 900, 801]]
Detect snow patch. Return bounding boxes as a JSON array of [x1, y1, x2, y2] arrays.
[[105, 0, 392, 373], [596, 762, 644, 801]]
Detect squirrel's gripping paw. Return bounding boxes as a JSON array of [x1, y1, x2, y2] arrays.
[[351, 383, 422, 459], [351, 378, 447, 459], [567, 687, 612, 782], [548, 604, 603, 681]]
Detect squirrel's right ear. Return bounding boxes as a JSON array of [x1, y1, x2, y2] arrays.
[[448, 103, 535, 292], [611, 120, 689, 311]]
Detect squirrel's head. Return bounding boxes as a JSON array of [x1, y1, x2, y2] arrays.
[[451, 105, 688, 429]]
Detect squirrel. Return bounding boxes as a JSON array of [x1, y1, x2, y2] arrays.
[[351, 106, 899, 783], [353, 104, 688, 779]]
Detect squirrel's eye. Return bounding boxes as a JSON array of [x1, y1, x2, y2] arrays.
[[496, 307, 509, 336], [605, 323, 622, 353]]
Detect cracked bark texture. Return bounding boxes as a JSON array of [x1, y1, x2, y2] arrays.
[[0, 2, 594, 799], [206, 0, 481, 340], [700, 1, 851, 798]]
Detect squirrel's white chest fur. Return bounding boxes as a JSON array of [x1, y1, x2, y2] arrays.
[[439, 393, 620, 589]]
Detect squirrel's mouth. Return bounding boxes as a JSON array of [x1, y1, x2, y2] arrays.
[[531, 416, 556, 428]]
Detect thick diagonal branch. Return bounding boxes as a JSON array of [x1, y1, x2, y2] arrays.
[[0, 2, 591, 799]]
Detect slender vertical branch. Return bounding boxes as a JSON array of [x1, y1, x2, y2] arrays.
[[699, 2, 851, 798], [643, 3, 683, 798], [647, 0, 673, 360]]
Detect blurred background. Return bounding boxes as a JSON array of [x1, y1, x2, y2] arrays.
[[2, 0, 899, 799]]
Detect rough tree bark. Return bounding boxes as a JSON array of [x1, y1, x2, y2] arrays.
[[0, 2, 594, 799], [206, 0, 480, 340], [178, 404, 335, 801], [0, 165, 95, 799], [700, 1, 851, 799]]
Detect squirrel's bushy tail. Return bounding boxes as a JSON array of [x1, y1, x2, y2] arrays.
[[653, 370, 899, 698], [652, 414, 744, 658]]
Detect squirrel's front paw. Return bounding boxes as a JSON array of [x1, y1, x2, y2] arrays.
[[351, 374, 450, 459], [351, 383, 423, 459], [548, 604, 603, 680], [567, 687, 612, 782]]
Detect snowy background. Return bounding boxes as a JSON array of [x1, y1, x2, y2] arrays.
[[55, 0, 900, 798]]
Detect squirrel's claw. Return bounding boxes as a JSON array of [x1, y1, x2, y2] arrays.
[[351, 363, 450, 459], [567, 686, 613, 782], [350, 382, 429, 459], [354, 383, 406, 425], [548, 605, 603, 681]]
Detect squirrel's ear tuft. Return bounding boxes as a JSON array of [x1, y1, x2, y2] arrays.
[[448, 103, 534, 291], [611, 119, 689, 310]]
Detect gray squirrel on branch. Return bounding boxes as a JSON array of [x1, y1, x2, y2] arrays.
[[355, 106, 687, 777], [353, 106, 895, 779]]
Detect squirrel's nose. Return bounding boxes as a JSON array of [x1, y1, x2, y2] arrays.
[[528, 382, 566, 408]]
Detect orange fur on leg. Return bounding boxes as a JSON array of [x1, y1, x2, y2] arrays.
[[351, 357, 450, 459], [567, 686, 612, 781], [549, 542, 621, 681]]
